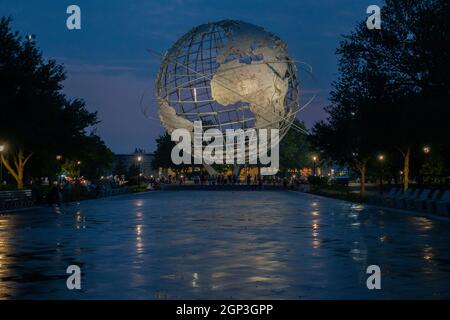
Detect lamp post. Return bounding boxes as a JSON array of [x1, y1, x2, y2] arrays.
[[0, 144, 5, 184], [422, 145, 431, 184], [377, 154, 385, 193], [56, 155, 62, 184], [312, 156, 318, 176], [77, 161, 82, 177], [137, 156, 142, 185]]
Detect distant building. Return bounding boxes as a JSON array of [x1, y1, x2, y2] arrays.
[[113, 152, 156, 177]]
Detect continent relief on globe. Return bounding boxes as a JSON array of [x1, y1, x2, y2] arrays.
[[159, 99, 194, 134], [211, 43, 290, 130]]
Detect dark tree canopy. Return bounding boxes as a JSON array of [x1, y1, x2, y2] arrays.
[[0, 17, 113, 183], [279, 120, 312, 171], [311, 0, 450, 192], [151, 132, 175, 170]]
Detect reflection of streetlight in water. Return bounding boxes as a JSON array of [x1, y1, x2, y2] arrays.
[[191, 272, 199, 288], [422, 245, 435, 261], [312, 219, 320, 249], [408, 217, 434, 232], [0, 143, 6, 183], [136, 225, 144, 255], [0, 217, 16, 298]]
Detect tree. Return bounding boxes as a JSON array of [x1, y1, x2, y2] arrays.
[[279, 119, 312, 172], [312, 115, 374, 195], [75, 134, 114, 178], [334, 0, 450, 190], [61, 160, 81, 178], [311, 46, 386, 194], [113, 158, 127, 177], [152, 132, 178, 171], [312, 0, 450, 192], [128, 163, 140, 178], [0, 17, 112, 187]]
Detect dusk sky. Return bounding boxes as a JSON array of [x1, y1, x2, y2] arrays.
[[0, 0, 382, 153]]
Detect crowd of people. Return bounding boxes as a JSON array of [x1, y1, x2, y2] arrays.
[[31, 177, 126, 206], [153, 173, 309, 189], [26, 172, 311, 206]]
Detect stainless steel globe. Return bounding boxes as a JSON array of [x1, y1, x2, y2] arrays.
[[156, 20, 300, 167]]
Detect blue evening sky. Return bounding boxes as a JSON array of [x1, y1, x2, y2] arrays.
[[0, 0, 382, 153]]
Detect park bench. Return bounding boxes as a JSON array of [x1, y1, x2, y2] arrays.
[[433, 190, 450, 217], [370, 187, 399, 205], [381, 188, 403, 206], [394, 188, 420, 208], [0, 189, 34, 211], [417, 189, 441, 212], [406, 189, 431, 210], [368, 187, 450, 217]]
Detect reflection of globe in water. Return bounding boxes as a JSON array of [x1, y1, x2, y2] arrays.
[[156, 19, 300, 158]]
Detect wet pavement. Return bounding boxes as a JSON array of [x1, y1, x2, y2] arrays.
[[0, 190, 449, 299]]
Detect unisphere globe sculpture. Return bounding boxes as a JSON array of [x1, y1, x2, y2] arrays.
[[156, 20, 300, 169]]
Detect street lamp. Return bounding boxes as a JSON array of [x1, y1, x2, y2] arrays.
[[76, 161, 82, 177], [312, 155, 318, 176], [377, 154, 385, 193], [422, 146, 431, 184], [55, 155, 63, 184], [137, 155, 143, 185]]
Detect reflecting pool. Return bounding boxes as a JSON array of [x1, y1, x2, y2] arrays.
[[0, 191, 449, 299]]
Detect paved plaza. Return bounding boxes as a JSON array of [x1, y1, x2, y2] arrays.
[[1, 191, 449, 299]]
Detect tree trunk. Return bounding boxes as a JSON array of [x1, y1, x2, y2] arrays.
[[403, 147, 410, 192], [0, 149, 32, 190], [358, 161, 367, 195], [16, 174, 24, 189]]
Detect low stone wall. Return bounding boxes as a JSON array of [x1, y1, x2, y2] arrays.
[[161, 184, 311, 192]]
